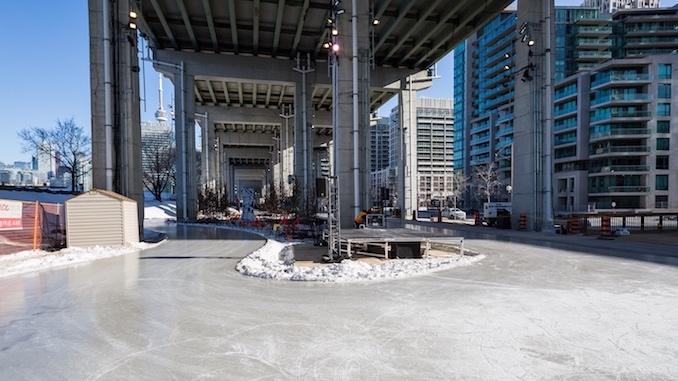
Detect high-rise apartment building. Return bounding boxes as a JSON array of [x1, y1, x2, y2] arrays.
[[384, 97, 454, 208], [456, 4, 676, 212], [581, 0, 660, 14], [554, 6, 678, 212]]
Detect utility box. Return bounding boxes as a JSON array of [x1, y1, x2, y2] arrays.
[[66, 189, 139, 247]]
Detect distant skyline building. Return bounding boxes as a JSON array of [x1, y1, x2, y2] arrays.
[[382, 97, 454, 208]]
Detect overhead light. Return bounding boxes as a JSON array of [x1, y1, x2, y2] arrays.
[[129, 21, 137, 30], [332, 43, 340, 53], [333, 0, 341, 6], [336, 9, 345, 15], [528, 39, 535, 46], [504, 65, 510, 71], [373, 19, 380, 25], [519, 22, 528, 35], [129, 10, 138, 19], [521, 34, 529, 43], [331, 28, 338, 36], [323, 41, 331, 49], [504, 53, 510, 59]]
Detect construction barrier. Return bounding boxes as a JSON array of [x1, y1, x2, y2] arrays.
[[569, 216, 580, 234], [474, 211, 480, 226], [599, 215, 613, 239], [518, 213, 527, 230]]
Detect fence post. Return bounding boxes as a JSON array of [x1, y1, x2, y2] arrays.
[[32, 201, 40, 250]]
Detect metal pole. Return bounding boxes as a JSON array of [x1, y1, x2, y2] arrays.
[[352, 0, 360, 218], [102, 0, 113, 190], [544, 0, 554, 231]]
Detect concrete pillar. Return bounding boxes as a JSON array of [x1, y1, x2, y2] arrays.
[[293, 55, 315, 215], [174, 69, 197, 221], [88, 0, 144, 234], [334, 0, 371, 228], [514, 0, 554, 231], [398, 87, 417, 220]]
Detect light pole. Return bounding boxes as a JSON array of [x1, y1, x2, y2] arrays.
[[495, 143, 513, 203], [279, 105, 294, 198]]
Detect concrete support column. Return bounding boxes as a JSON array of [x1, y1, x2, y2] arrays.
[[293, 56, 315, 215], [334, 0, 371, 228], [174, 69, 197, 221], [514, 0, 554, 231], [88, 0, 144, 234], [397, 84, 419, 220]]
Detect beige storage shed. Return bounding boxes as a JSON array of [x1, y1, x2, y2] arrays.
[[66, 189, 139, 247]]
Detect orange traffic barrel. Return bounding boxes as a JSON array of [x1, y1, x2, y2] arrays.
[[569, 216, 580, 234], [598, 216, 613, 240], [518, 213, 527, 230]]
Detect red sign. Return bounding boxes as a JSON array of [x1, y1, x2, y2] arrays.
[[0, 199, 23, 231]]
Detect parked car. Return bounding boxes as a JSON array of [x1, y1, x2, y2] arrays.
[[441, 207, 466, 220]]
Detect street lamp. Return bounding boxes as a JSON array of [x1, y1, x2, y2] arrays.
[[494, 143, 513, 203]]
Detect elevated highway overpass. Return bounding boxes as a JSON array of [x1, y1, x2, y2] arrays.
[[89, 0, 550, 229]]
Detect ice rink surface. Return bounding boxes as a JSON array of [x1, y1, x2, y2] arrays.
[[1, 220, 677, 380]]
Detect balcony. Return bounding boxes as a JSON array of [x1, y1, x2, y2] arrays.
[[589, 145, 651, 156], [589, 185, 650, 195], [495, 112, 514, 124], [575, 38, 612, 49], [496, 126, 514, 136], [470, 135, 490, 145], [589, 110, 652, 124], [554, 118, 577, 132], [554, 106, 578, 118], [554, 136, 577, 146], [590, 93, 652, 107], [575, 50, 612, 62], [576, 26, 612, 36], [589, 128, 651, 140], [470, 146, 490, 155], [470, 123, 491, 134], [589, 165, 650, 174], [591, 73, 653, 89]]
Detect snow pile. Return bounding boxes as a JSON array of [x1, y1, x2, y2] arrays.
[[144, 200, 177, 219], [236, 238, 484, 282], [0, 240, 161, 279]]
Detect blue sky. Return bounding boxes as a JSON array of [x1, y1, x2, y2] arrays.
[[1, 0, 676, 164]]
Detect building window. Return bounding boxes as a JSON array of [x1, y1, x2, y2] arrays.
[[656, 175, 669, 191], [658, 103, 671, 117], [657, 120, 670, 133], [658, 83, 671, 98], [658, 64, 672, 80], [656, 195, 668, 209], [656, 156, 669, 170], [657, 138, 670, 151]]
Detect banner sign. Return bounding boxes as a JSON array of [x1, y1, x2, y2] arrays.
[[0, 199, 23, 230]]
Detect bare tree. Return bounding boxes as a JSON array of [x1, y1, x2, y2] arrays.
[[473, 162, 501, 203], [451, 170, 469, 208], [19, 118, 91, 192], [142, 129, 175, 201]]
